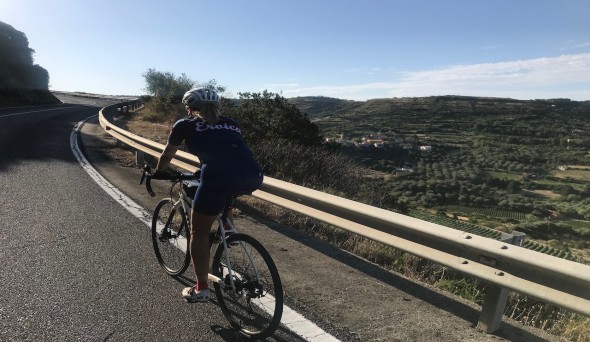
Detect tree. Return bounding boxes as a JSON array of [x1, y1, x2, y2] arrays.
[[142, 68, 194, 101], [141, 68, 226, 115], [142, 69, 226, 99], [0, 21, 50, 90], [506, 180, 521, 194], [232, 91, 323, 146]]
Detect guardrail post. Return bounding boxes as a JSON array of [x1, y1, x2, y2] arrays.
[[136, 150, 145, 165], [477, 282, 509, 333], [476, 233, 525, 333], [499, 231, 526, 246]]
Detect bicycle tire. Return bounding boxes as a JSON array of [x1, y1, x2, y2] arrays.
[[151, 198, 191, 276], [212, 233, 283, 340]]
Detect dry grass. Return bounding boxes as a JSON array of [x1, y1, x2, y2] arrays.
[[552, 169, 590, 182], [112, 110, 171, 144], [522, 189, 561, 199]]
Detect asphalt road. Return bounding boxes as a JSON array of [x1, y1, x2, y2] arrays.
[[0, 94, 565, 341], [0, 97, 306, 341]]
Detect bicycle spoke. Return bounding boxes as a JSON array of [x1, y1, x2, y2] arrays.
[[212, 234, 283, 339], [151, 199, 190, 276]]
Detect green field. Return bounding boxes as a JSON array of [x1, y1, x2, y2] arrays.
[[485, 171, 523, 181], [563, 219, 590, 234], [552, 168, 590, 182]]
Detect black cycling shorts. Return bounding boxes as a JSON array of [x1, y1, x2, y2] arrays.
[[193, 163, 263, 216]]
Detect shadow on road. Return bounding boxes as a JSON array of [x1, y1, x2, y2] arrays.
[[170, 274, 307, 341], [0, 103, 99, 173]]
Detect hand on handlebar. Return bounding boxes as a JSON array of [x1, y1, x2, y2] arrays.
[[142, 164, 173, 180]]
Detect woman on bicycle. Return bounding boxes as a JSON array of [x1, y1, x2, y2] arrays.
[[155, 87, 263, 303]]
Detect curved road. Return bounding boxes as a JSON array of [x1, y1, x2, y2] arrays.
[[0, 95, 563, 342], [0, 97, 302, 341]]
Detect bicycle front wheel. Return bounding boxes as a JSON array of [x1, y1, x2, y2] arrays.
[[212, 233, 283, 340], [151, 198, 190, 276]]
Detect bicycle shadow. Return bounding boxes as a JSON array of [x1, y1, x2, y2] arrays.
[[171, 274, 308, 342], [209, 324, 308, 342]]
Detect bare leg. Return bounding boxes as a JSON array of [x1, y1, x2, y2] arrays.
[[227, 208, 235, 226], [190, 210, 217, 285]]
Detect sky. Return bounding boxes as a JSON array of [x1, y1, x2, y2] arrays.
[[1, 0, 589, 101]]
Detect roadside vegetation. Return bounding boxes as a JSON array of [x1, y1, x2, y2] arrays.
[[119, 69, 589, 341], [0, 21, 60, 106]]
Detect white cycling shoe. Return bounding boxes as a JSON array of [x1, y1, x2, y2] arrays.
[[182, 286, 209, 303]]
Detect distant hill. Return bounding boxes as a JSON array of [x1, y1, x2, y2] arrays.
[[288, 95, 590, 138]]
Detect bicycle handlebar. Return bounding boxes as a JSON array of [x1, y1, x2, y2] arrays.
[[139, 164, 198, 197]]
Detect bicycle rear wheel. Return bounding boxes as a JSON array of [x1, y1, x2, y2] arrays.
[[212, 233, 283, 340], [151, 198, 190, 276]]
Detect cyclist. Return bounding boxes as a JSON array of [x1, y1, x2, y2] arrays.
[[155, 87, 263, 303]]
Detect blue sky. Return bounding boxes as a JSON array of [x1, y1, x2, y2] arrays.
[[2, 0, 589, 100]]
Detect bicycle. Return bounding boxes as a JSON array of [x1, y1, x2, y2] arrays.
[[140, 165, 284, 340]]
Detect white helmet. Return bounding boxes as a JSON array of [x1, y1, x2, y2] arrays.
[[182, 87, 221, 110]]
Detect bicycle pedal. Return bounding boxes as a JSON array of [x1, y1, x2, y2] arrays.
[[225, 236, 238, 246], [159, 233, 176, 241]]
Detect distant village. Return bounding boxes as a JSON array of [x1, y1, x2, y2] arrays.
[[325, 128, 588, 175], [325, 132, 433, 173], [325, 131, 432, 151]]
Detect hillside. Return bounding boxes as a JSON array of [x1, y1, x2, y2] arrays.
[[289, 95, 590, 139], [289, 95, 590, 258]]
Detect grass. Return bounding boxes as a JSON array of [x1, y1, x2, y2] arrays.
[[237, 195, 589, 341], [435, 278, 484, 303], [562, 219, 590, 234], [522, 189, 561, 199], [534, 178, 587, 191], [552, 169, 590, 182]]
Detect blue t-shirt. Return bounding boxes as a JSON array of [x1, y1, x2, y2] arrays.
[[167, 116, 255, 167]]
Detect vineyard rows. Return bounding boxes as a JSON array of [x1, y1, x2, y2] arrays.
[[521, 240, 576, 261], [445, 205, 527, 220], [409, 210, 575, 261], [409, 210, 502, 239]]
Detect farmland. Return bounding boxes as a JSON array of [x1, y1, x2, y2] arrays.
[[289, 95, 590, 262]]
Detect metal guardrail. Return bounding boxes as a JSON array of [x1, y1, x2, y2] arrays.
[[98, 101, 590, 333]]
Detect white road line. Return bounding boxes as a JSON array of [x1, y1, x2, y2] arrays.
[[70, 115, 341, 342], [0, 106, 80, 118]]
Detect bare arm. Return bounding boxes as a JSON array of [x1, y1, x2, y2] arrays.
[[155, 143, 179, 173]]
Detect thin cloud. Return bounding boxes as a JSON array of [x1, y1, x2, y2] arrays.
[[262, 83, 300, 88], [345, 67, 382, 75], [397, 53, 590, 94], [276, 53, 590, 100]]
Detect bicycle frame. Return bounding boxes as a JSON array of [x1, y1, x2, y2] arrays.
[[142, 166, 263, 293], [142, 165, 283, 338], [208, 214, 263, 293]]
